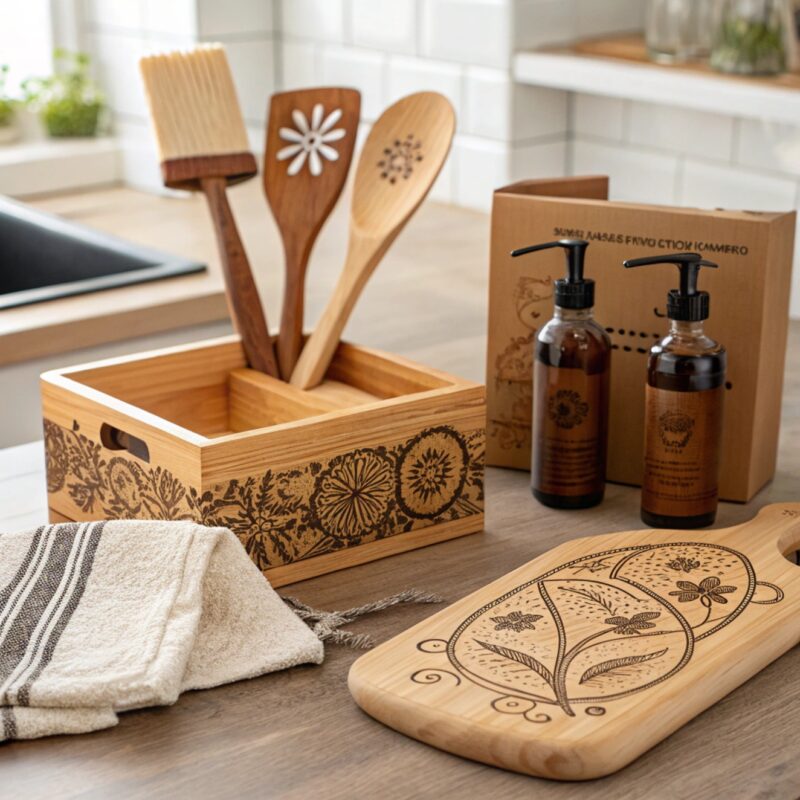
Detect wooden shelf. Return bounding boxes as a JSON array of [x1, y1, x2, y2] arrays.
[[514, 34, 800, 125]]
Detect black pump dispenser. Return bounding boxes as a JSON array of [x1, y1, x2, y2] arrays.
[[623, 252, 718, 322], [510, 237, 610, 510], [512, 238, 593, 309]]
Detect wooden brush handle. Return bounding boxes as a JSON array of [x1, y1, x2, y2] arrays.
[[201, 177, 280, 378]]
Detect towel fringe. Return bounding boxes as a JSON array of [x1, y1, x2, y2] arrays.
[[282, 589, 444, 649]]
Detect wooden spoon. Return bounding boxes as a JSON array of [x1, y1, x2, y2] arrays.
[[264, 88, 361, 378], [289, 91, 456, 389]]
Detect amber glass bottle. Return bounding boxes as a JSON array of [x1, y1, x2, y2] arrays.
[[624, 253, 726, 529], [512, 239, 611, 509]]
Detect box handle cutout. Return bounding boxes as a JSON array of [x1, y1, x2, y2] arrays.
[[100, 424, 150, 463]]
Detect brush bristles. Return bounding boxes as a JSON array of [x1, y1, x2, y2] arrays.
[[140, 45, 251, 162]]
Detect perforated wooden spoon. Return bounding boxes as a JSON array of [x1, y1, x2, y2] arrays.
[[264, 88, 360, 378], [290, 91, 455, 389]]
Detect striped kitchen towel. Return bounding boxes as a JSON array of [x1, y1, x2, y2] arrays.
[[0, 520, 323, 741]]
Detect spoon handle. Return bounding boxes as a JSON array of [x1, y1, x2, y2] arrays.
[[290, 234, 381, 389]]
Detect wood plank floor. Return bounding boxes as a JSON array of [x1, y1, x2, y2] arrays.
[[1, 187, 799, 799]]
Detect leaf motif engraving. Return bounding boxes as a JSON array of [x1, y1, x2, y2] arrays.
[[578, 648, 668, 685], [558, 584, 618, 616], [474, 639, 554, 688]]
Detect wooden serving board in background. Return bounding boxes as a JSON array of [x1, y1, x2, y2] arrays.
[[349, 503, 800, 780]]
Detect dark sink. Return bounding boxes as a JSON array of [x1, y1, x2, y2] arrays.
[[0, 195, 206, 310]]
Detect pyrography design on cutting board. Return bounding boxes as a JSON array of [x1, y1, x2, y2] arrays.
[[411, 543, 783, 723], [277, 104, 346, 177], [44, 419, 484, 570], [377, 134, 423, 183]]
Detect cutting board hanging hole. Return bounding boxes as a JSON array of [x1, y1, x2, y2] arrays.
[[776, 508, 800, 565]]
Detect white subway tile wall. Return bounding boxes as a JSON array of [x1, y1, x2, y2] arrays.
[[88, 32, 152, 120], [515, 0, 643, 49], [142, 0, 198, 38], [422, 0, 511, 68], [269, 0, 572, 210], [568, 94, 800, 317], [463, 67, 514, 140], [573, 93, 626, 142], [281, 0, 345, 43], [453, 135, 511, 210], [513, 85, 568, 141], [572, 138, 680, 203], [680, 159, 798, 212], [574, 0, 643, 38], [85, 0, 144, 32], [82, 0, 800, 315], [628, 103, 735, 162], [280, 38, 319, 88], [319, 46, 387, 120], [224, 39, 277, 126], [197, 0, 273, 38], [85, 0, 278, 194], [736, 120, 800, 178], [387, 56, 463, 119], [351, 0, 417, 54]]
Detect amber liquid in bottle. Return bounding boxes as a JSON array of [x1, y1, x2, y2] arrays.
[[532, 307, 611, 509], [642, 320, 726, 528]]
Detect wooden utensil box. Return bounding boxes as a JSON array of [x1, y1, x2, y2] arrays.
[[41, 336, 485, 586]]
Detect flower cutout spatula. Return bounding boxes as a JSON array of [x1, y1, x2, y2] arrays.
[[290, 91, 456, 389], [264, 88, 360, 378]]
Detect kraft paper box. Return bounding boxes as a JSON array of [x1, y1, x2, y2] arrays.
[[487, 176, 796, 502]]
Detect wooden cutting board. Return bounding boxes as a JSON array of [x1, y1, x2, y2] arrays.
[[349, 503, 800, 780]]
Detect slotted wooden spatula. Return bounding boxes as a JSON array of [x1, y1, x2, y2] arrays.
[[264, 88, 360, 378], [349, 503, 800, 780], [290, 91, 455, 389]]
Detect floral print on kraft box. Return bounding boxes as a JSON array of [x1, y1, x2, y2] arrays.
[[44, 419, 485, 571]]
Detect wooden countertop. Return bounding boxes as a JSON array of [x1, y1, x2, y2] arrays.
[[2, 310, 799, 796], [2, 183, 799, 797], [0, 181, 489, 372]]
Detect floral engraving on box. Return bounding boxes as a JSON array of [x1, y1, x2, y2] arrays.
[[44, 419, 484, 570], [311, 449, 395, 542], [410, 543, 783, 723]]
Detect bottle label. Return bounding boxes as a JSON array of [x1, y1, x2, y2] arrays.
[[532, 363, 608, 497], [642, 385, 723, 518]]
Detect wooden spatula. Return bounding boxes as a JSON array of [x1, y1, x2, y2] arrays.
[[349, 503, 800, 780], [289, 92, 455, 389], [140, 46, 280, 378], [264, 88, 360, 378]]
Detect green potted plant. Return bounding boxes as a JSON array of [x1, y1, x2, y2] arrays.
[[0, 65, 18, 145], [710, 0, 787, 75], [23, 49, 104, 137]]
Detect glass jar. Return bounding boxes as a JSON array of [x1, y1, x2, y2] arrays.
[[645, 0, 715, 63], [710, 0, 788, 74]]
